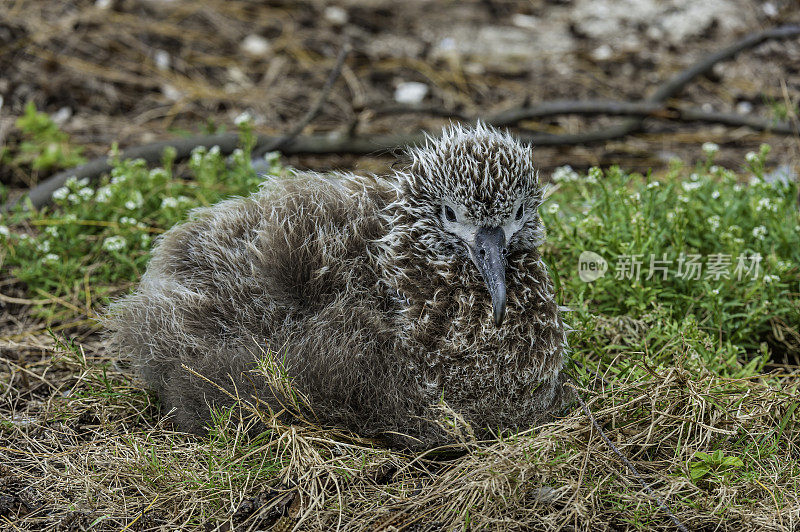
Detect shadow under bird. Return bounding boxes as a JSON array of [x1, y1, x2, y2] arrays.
[[104, 122, 572, 449]]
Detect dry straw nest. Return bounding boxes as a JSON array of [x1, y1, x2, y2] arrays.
[[1, 332, 798, 531]]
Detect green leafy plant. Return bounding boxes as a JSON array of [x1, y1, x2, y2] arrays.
[[541, 145, 800, 367], [7, 101, 86, 171], [689, 450, 744, 481], [0, 120, 280, 320]]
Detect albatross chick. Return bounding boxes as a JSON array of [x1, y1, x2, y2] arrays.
[[104, 122, 571, 449]]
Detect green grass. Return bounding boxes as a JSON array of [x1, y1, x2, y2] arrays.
[[1, 117, 799, 529], [1, 119, 280, 322]]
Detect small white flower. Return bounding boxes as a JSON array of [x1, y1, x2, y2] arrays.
[[711, 288, 719, 295], [67, 193, 80, 204], [552, 165, 579, 183], [0, 225, 10, 238], [208, 145, 221, 156], [65, 176, 78, 188], [752, 225, 767, 239], [707, 215, 721, 231], [711, 190, 721, 199], [234, 111, 253, 126], [161, 197, 179, 209], [124, 191, 144, 210], [749, 175, 761, 186], [78, 187, 94, 200], [95, 185, 113, 203], [588, 167, 603, 182], [45, 226, 58, 237], [702, 142, 719, 156], [119, 216, 137, 225], [44, 253, 59, 263], [148, 168, 169, 180], [689, 173, 700, 182], [111, 175, 127, 185], [709, 165, 721, 174], [666, 212, 676, 221], [52, 187, 69, 201], [177, 195, 192, 205], [78, 177, 90, 187], [756, 198, 777, 213], [141, 233, 152, 246], [745, 151, 759, 164], [547, 203, 560, 214], [102, 235, 127, 252], [733, 184, 743, 192], [763, 274, 779, 284], [37, 240, 51, 252], [630, 192, 641, 202], [678, 195, 690, 203], [647, 181, 660, 189], [682, 181, 702, 192]]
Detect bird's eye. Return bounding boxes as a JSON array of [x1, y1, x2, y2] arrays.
[[515, 204, 525, 221], [443, 205, 457, 222]]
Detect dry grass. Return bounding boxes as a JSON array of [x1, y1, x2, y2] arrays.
[[2, 319, 799, 531]]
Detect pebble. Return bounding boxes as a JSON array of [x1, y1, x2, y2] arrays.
[[154, 49, 171, 71], [735, 101, 753, 114], [324, 6, 348, 25], [240, 34, 271, 57], [592, 44, 613, 61], [394, 82, 429, 104]]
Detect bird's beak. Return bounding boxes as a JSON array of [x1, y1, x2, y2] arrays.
[[467, 226, 507, 327]]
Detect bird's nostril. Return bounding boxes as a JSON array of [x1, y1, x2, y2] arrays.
[[501, 247, 508, 256], [479, 249, 487, 259]]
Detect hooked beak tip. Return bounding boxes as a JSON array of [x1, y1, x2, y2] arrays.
[[493, 305, 506, 327]]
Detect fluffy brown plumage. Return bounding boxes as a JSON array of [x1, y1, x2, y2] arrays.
[[104, 122, 571, 449]]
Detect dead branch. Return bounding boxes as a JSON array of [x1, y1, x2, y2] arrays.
[[4, 25, 799, 212], [252, 43, 351, 158]]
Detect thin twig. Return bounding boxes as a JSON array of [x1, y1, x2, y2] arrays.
[[570, 380, 689, 532], [253, 43, 351, 158]]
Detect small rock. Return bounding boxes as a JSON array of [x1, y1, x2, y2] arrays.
[[763, 165, 797, 186], [161, 83, 183, 102], [464, 62, 485, 75], [646, 26, 663, 41], [154, 49, 170, 71], [736, 101, 753, 114], [95, 0, 112, 8], [701, 102, 714, 113], [763, 2, 778, 17], [511, 14, 539, 30], [324, 6, 348, 25], [240, 34, 271, 57], [592, 44, 613, 61], [394, 82, 428, 105], [51, 107, 72, 126]]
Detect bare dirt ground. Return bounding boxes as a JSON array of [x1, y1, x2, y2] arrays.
[[1, 0, 799, 186]]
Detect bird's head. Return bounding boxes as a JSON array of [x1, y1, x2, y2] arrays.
[[394, 121, 545, 327]]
